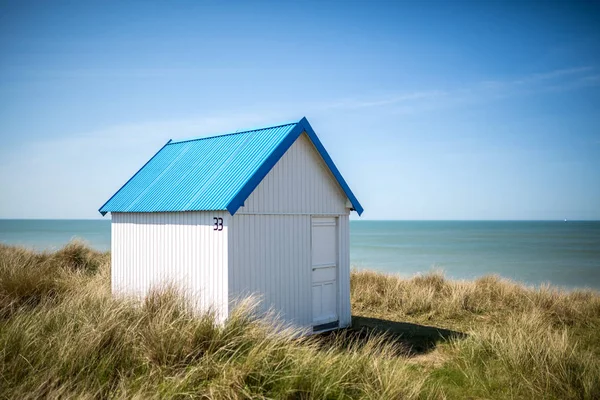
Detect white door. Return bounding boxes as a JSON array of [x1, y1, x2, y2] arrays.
[[311, 217, 338, 326]]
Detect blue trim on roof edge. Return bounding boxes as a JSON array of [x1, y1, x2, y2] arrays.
[[226, 122, 304, 215], [98, 139, 173, 216], [298, 117, 364, 216], [226, 117, 364, 216]]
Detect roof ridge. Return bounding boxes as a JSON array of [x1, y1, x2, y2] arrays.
[[169, 121, 300, 145]]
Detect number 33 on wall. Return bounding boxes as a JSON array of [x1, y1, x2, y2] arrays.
[[213, 217, 224, 231]]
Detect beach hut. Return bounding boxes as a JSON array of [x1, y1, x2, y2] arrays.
[[99, 117, 363, 333]]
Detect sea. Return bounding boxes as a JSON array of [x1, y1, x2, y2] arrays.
[[1, 219, 599, 290]]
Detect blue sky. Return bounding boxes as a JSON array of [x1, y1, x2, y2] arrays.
[[1, 0, 599, 220]]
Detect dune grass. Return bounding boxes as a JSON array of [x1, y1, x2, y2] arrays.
[[351, 270, 600, 399], [1, 242, 599, 399]]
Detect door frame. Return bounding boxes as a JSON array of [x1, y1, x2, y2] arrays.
[[310, 215, 341, 332]]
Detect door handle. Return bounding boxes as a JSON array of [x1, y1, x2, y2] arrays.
[[312, 264, 336, 271]]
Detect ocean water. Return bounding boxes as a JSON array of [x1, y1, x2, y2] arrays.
[[0, 220, 111, 252], [351, 221, 600, 290], [1, 219, 599, 290]]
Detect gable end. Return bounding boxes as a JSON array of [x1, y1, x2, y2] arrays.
[[226, 117, 363, 215]]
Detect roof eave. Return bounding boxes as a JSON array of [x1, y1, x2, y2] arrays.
[[226, 117, 364, 216], [98, 139, 173, 216]]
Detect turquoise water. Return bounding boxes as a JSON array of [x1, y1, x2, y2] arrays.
[[351, 221, 600, 289], [0, 220, 111, 252], [1, 219, 599, 290]]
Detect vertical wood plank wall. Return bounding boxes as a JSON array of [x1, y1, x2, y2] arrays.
[[111, 211, 229, 319], [229, 214, 312, 328], [237, 133, 348, 215], [230, 131, 352, 330], [338, 215, 351, 327]]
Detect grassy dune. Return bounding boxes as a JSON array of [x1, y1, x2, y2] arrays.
[[352, 270, 600, 399], [1, 242, 599, 399]]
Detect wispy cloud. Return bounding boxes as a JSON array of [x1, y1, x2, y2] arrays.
[[322, 90, 447, 110], [512, 66, 594, 84], [316, 66, 600, 115]]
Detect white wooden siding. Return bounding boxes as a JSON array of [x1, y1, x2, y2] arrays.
[[338, 215, 351, 327], [111, 211, 229, 320], [229, 132, 352, 331], [228, 213, 351, 330], [237, 133, 349, 215], [228, 214, 313, 329]]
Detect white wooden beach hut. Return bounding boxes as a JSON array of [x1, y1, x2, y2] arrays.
[[99, 117, 363, 333]]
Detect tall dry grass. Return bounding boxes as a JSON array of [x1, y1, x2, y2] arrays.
[[352, 269, 600, 399], [351, 269, 600, 328], [448, 309, 600, 399], [1, 242, 599, 399], [0, 243, 425, 399]]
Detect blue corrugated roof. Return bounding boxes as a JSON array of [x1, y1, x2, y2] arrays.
[[99, 117, 363, 216]]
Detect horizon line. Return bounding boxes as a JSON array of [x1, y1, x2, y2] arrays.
[[0, 218, 598, 222]]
